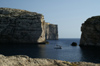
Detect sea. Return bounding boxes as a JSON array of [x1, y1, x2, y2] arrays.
[[0, 38, 100, 63]]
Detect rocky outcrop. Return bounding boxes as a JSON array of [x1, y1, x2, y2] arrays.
[[0, 7, 58, 44], [80, 16, 100, 46], [45, 23, 58, 40], [71, 42, 77, 46], [0, 54, 100, 66]]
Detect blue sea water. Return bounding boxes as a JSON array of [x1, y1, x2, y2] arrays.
[[0, 38, 100, 63]]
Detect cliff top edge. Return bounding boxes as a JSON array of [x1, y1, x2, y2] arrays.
[[0, 7, 43, 17]]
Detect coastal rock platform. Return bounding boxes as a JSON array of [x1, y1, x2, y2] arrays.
[[0, 54, 100, 66]]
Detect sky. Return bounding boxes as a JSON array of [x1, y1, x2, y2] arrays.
[[0, 0, 100, 38]]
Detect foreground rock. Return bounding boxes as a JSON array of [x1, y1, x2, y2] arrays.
[[0, 54, 100, 66], [0, 7, 58, 44], [80, 16, 100, 47]]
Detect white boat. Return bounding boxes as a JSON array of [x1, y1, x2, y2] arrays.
[[54, 45, 62, 49]]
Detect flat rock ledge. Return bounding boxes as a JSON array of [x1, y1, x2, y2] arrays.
[[0, 54, 100, 66]]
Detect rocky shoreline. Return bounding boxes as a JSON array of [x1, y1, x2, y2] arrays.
[[0, 54, 100, 66]]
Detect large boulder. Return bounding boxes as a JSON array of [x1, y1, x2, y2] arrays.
[[80, 16, 100, 46], [71, 42, 77, 46], [0, 7, 45, 44]]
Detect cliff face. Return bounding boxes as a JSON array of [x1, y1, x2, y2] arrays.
[[80, 16, 100, 46], [0, 8, 45, 43], [0, 7, 58, 44], [45, 23, 58, 40]]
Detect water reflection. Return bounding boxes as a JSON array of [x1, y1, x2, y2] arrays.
[[37, 44, 46, 58], [80, 47, 100, 63], [1, 39, 100, 63], [0, 44, 46, 58]]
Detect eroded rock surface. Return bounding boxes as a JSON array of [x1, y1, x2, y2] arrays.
[[80, 16, 100, 46], [0, 7, 58, 44], [0, 54, 100, 66], [0, 8, 58, 44]]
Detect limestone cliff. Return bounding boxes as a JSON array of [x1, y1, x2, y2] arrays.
[[0, 7, 58, 44], [0, 7, 46, 44], [80, 16, 100, 46], [45, 23, 58, 40]]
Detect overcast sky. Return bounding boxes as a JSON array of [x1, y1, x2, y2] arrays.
[[0, 0, 100, 38]]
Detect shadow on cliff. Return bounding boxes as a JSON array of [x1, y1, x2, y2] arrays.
[[80, 47, 100, 63]]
